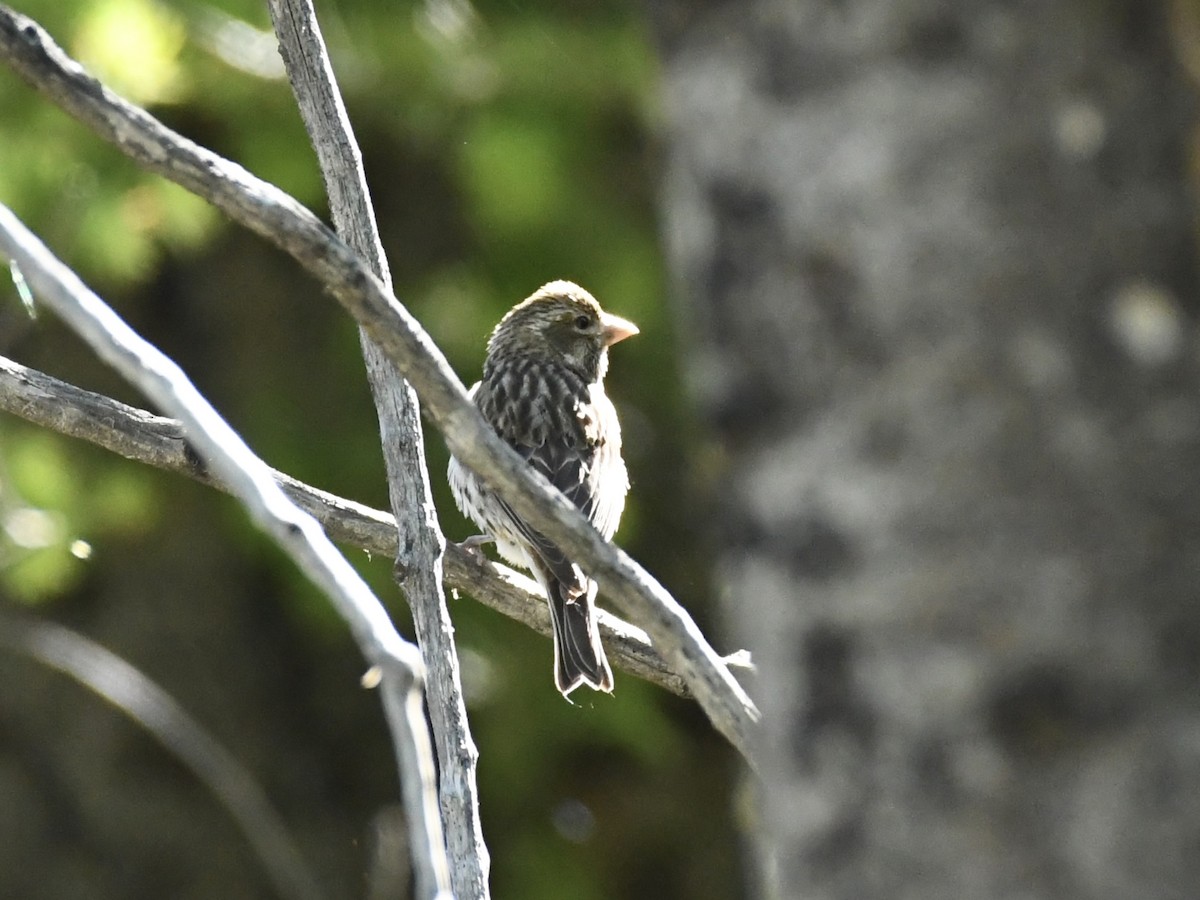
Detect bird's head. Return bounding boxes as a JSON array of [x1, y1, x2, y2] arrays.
[[486, 281, 639, 380]]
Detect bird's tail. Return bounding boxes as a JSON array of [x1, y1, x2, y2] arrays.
[[548, 580, 614, 697]]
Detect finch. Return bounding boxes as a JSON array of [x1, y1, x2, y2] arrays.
[[448, 280, 638, 698]]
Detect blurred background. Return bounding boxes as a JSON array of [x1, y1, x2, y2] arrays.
[[0, 1, 744, 898], [9, 1, 1200, 899]]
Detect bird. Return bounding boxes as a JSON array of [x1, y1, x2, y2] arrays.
[[448, 280, 638, 698]]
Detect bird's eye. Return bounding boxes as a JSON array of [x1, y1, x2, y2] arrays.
[[574, 315, 592, 331]]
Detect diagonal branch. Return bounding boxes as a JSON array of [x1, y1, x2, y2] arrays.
[[0, 203, 452, 900], [0, 5, 760, 764], [0, 355, 691, 696]]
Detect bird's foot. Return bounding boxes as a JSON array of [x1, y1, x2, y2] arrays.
[[456, 534, 495, 559]]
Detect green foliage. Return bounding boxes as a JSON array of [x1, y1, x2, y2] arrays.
[[0, 421, 160, 600], [73, 0, 188, 104]]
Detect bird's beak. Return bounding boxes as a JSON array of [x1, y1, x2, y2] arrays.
[[600, 313, 639, 347]]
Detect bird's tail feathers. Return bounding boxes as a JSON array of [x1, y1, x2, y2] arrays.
[[548, 580, 614, 697]]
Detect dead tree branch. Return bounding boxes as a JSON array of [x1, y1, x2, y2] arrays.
[[265, 0, 487, 893], [0, 205, 452, 899]]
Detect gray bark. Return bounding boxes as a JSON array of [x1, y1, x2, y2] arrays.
[[648, 1, 1200, 898], [267, 1, 480, 895]]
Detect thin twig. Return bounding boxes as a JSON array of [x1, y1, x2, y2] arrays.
[[0, 203, 452, 897], [0, 613, 325, 900], [0, 355, 692, 695], [0, 5, 760, 764]]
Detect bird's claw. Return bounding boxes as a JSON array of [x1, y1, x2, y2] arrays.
[[457, 534, 495, 559]]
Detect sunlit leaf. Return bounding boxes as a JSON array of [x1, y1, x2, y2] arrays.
[[72, 0, 187, 105], [3, 543, 84, 603]]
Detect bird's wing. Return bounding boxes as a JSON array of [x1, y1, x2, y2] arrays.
[[477, 362, 626, 594], [510, 382, 595, 591], [495, 437, 596, 597]]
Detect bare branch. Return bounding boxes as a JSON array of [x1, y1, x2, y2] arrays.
[[267, 1, 489, 892], [0, 204, 452, 898], [0, 355, 691, 695], [0, 6, 760, 764]]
